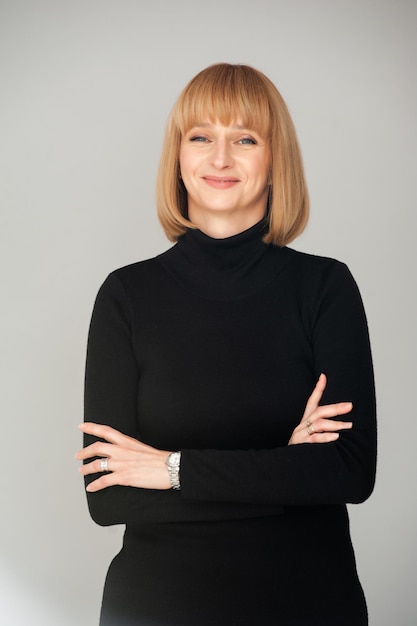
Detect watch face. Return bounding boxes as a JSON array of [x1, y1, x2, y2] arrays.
[[169, 452, 179, 466]]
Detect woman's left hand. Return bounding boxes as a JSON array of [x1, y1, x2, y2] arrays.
[[76, 423, 172, 492], [288, 374, 353, 445]]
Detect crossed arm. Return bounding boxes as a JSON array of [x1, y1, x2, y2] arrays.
[[76, 373, 353, 493]]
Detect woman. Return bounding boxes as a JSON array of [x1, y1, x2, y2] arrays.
[[76, 63, 376, 625]]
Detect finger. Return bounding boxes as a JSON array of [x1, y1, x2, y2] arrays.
[[302, 373, 327, 418], [309, 402, 353, 421], [75, 441, 116, 461], [305, 432, 340, 444], [311, 419, 353, 433], [289, 413, 352, 444], [79, 458, 116, 476], [289, 429, 340, 445], [78, 422, 130, 445], [78, 423, 146, 451], [85, 473, 117, 492], [293, 404, 352, 439]]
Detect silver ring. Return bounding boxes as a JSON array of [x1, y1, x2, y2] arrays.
[[100, 458, 109, 472], [306, 423, 315, 435]]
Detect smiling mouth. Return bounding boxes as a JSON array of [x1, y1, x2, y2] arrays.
[[202, 176, 240, 188], [203, 176, 240, 182]]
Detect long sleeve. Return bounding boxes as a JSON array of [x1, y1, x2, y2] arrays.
[[179, 262, 377, 505], [83, 272, 143, 525], [84, 273, 194, 526]]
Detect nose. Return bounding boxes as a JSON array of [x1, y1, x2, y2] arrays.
[[211, 138, 233, 169]]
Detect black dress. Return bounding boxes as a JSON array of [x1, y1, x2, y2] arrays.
[[83, 220, 376, 625]]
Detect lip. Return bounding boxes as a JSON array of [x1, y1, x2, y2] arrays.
[[202, 175, 240, 189]]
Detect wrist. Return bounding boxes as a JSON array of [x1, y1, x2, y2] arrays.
[[165, 451, 181, 490]]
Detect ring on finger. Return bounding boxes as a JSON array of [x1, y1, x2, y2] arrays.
[[100, 457, 110, 473], [306, 423, 315, 435]]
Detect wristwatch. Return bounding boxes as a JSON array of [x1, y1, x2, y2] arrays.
[[165, 451, 181, 490]]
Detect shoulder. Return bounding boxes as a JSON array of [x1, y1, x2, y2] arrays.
[[284, 247, 354, 286], [112, 256, 164, 282], [286, 246, 345, 271], [283, 247, 364, 315], [100, 248, 175, 293], [90, 252, 173, 315]]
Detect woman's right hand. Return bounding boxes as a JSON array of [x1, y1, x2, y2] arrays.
[[288, 373, 353, 445]]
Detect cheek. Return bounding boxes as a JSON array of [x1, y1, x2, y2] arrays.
[[247, 149, 270, 185], [179, 144, 201, 174], [252, 160, 270, 186], [179, 158, 195, 186], [261, 156, 271, 185], [179, 145, 190, 175], [179, 153, 196, 197]]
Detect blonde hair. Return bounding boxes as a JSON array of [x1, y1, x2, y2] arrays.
[[156, 63, 309, 246]]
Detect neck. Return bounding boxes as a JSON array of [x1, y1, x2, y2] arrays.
[[158, 218, 292, 301], [188, 207, 267, 239]]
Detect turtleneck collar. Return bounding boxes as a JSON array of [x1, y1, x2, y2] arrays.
[[157, 220, 293, 301]]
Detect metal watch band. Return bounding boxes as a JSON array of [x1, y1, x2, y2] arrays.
[[165, 451, 181, 490]]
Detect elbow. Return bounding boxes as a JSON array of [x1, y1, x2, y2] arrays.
[[339, 434, 377, 504], [348, 483, 374, 505], [86, 498, 120, 527], [87, 505, 117, 527], [345, 464, 376, 504], [85, 488, 125, 527]]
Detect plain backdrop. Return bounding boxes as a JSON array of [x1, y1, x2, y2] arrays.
[[1, 1, 416, 624]]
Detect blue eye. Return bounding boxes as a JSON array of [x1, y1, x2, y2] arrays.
[[190, 135, 208, 142], [239, 137, 256, 145]]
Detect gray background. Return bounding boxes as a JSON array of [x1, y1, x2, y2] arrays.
[[1, 0, 416, 624]]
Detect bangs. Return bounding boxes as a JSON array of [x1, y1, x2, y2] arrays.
[[174, 64, 273, 139]]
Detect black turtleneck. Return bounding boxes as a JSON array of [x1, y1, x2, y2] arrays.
[[158, 219, 292, 300], [84, 224, 376, 625]]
